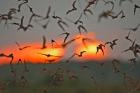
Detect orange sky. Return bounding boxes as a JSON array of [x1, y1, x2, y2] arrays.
[[0, 32, 109, 65], [74, 33, 109, 61]]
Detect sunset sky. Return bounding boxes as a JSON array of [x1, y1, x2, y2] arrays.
[[0, 0, 140, 64]]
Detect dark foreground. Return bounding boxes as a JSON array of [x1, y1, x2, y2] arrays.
[[0, 60, 140, 93]]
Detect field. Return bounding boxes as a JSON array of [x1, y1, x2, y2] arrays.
[[0, 60, 140, 93]]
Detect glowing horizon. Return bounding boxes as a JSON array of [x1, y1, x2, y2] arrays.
[[0, 33, 109, 65]]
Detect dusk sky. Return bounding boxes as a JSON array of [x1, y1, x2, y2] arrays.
[[0, 0, 140, 63]]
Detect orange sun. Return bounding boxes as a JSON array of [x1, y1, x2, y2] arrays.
[[75, 42, 108, 61], [0, 32, 109, 65], [0, 43, 65, 64], [74, 32, 109, 61], [38, 47, 64, 63]]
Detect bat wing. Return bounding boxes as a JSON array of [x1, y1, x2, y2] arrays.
[[42, 35, 47, 49]]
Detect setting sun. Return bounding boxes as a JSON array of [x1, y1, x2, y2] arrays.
[[38, 47, 64, 62], [86, 45, 97, 54]]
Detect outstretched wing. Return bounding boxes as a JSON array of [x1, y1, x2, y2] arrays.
[[42, 35, 47, 49]]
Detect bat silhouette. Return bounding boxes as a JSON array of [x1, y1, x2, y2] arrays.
[[66, 0, 77, 15], [61, 37, 80, 48], [84, 8, 93, 16], [51, 39, 58, 48], [41, 35, 47, 49], [96, 44, 105, 55], [109, 10, 125, 19], [98, 10, 114, 22], [17, 59, 22, 64], [42, 6, 51, 20], [52, 12, 62, 20], [38, 53, 62, 58], [82, 37, 94, 48], [123, 39, 136, 52], [66, 51, 86, 62], [0, 53, 14, 68], [27, 5, 43, 24], [11, 16, 33, 31], [134, 4, 140, 15], [59, 32, 70, 43], [15, 42, 31, 50], [122, 39, 140, 57], [77, 24, 87, 34], [57, 20, 69, 32], [125, 31, 132, 42], [17, 0, 28, 12], [125, 24, 140, 32], [84, 0, 96, 10], [65, 13, 83, 25], [105, 39, 118, 50]]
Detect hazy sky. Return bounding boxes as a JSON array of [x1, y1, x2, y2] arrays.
[[0, 0, 140, 61]]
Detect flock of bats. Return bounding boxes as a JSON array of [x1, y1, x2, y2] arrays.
[[0, 0, 140, 92]]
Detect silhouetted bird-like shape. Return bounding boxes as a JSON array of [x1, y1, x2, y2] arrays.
[[134, 4, 140, 15], [11, 16, 33, 31], [82, 37, 94, 48], [15, 42, 31, 50], [42, 6, 51, 20], [61, 37, 80, 48], [66, 0, 77, 15], [42, 19, 50, 29], [17, 59, 22, 64], [51, 39, 58, 48], [27, 5, 43, 24], [83, 0, 97, 15], [125, 31, 132, 42], [41, 35, 47, 49], [0, 9, 18, 28], [66, 51, 86, 62], [38, 53, 62, 58], [122, 39, 140, 57], [84, 8, 93, 16], [0, 53, 7, 57], [105, 39, 118, 50], [0, 53, 14, 73], [0, 53, 13, 64], [52, 12, 62, 20], [96, 44, 105, 55], [123, 39, 136, 53], [7, 53, 14, 64], [74, 13, 83, 24], [98, 10, 114, 22], [17, 0, 28, 12], [65, 13, 83, 25], [57, 20, 69, 32], [59, 32, 70, 43], [52, 12, 69, 32], [77, 24, 87, 34], [84, 0, 96, 10], [125, 24, 140, 32], [46, 59, 56, 64], [109, 10, 125, 19]]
